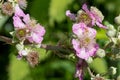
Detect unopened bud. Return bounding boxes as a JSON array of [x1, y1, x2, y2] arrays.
[[16, 43, 24, 51], [106, 30, 116, 37], [109, 66, 117, 75], [96, 48, 105, 58], [106, 24, 115, 30], [86, 57, 93, 63], [115, 14, 120, 25]]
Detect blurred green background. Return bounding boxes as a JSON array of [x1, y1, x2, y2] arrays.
[[0, 0, 120, 80]]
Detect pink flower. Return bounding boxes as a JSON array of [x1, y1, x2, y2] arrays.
[[82, 4, 106, 28], [13, 5, 45, 44], [66, 10, 76, 21], [13, 16, 25, 28], [72, 23, 98, 60], [66, 4, 106, 29], [26, 24, 45, 44]]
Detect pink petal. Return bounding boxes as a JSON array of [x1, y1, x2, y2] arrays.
[[23, 14, 31, 24], [72, 23, 86, 36], [14, 4, 25, 17], [82, 4, 90, 14], [13, 16, 25, 28], [96, 21, 107, 29], [34, 24, 46, 36], [72, 39, 89, 60], [78, 48, 90, 60], [87, 27, 96, 38], [27, 33, 43, 44]]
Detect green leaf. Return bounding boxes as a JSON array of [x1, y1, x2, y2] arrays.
[[0, 15, 8, 31], [9, 54, 29, 80], [90, 58, 108, 74]]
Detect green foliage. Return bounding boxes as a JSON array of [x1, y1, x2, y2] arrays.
[[49, 0, 73, 26], [0, 15, 8, 32], [9, 54, 29, 80], [90, 58, 108, 74], [29, 0, 50, 25]]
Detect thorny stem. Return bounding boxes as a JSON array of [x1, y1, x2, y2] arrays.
[[41, 44, 73, 54], [0, 35, 74, 59]]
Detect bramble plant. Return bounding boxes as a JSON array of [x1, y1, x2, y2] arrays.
[[0, 0, 120, 80]]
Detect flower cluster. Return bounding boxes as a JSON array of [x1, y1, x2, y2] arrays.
[[105, 14, 120, 60], [66, 4, 106, 80], [66, 4, 106, 28], [0, 0, 46, 67], [0, 0, 119, 79], [12, 4, 45, 66], [13, 5, 45, 44]]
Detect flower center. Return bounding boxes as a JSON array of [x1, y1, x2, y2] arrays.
[[16, 28, 27, 40], [78, 36, 91, 49], [77, 12, 92, 26]]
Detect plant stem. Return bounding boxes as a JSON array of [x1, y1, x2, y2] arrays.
[[87, 67, 95, 78]]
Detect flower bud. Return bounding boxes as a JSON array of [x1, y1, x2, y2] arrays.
[[106, 24, 115, 30], [106, 30, 116, 37], [115, 14, 120, 25], [109, 66, 117, 75], [96, 48, 105, 58], [16, 43, 24, 51], [86, 57, 93, 63]]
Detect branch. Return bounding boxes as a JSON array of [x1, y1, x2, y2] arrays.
[[41, 44, 73, 53], [87, 67, 95, 78], [0, 35, 12, 44], [0, 36, 73, 53]]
